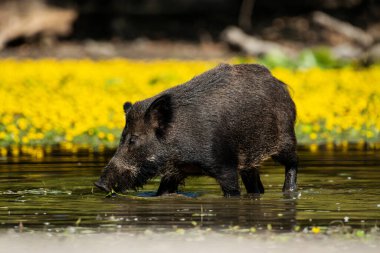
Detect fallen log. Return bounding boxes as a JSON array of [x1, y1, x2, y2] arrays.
[[0, 0, 77, 50], [312, 11, 374, 47], [221, 26, 295, 56]]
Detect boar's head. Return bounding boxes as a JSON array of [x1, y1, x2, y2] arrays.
[[94, 94, 172, 193]]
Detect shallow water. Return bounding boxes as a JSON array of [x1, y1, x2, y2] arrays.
[[0, 149, 379, 234]]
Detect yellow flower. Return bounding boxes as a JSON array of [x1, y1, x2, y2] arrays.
[[309, 144, 318, 152], [98, 132, 106, 139], [35, 133, 44, 140], [309, 133, 318, 140], [17, 118, 28, 130], [2, 114, 13, 125], [21, 136, 29, 144], [107, 133, 115, 142], [311, 226, 321, 234], [0, 59, 379, 150], [0, 147, 7, 156]]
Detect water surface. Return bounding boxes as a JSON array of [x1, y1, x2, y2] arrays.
[[0, 149, 379, 234]]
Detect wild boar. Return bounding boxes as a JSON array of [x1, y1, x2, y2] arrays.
[[95, 63, 298, 197]]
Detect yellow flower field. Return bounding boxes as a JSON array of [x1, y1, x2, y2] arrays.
[[0, 59, 379, 155]]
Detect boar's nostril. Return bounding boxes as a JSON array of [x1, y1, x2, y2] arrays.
[[94, 180, 110, 192]]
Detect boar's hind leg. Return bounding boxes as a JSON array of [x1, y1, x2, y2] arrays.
[[272, 148, 298, 193], [156, 175, 185, 196], [239, 167, 264, 194]]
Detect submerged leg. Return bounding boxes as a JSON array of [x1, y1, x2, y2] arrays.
[[283, 164, 298, 192], [239, 167, 264, 194], [272, 148, 298, 193], [215, 168, 240, 197], [156, 175, 185, 196]]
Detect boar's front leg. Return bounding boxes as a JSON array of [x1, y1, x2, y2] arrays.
[[156, 174, 185, 196], [239, 167, 264, 194]]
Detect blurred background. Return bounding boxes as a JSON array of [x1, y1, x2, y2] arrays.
[[1, 0, 380, 62], [0, 0, 379, 152]]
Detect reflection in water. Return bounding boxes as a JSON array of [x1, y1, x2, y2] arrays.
[[0, 149, 379, 233]]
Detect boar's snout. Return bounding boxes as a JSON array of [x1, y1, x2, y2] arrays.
[[94, 157, 138, 193], [94, 179, 110, 192]]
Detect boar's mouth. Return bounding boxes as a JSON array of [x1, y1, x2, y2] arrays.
[[94, 162, 159, 194], [94, 180, 110, 192]]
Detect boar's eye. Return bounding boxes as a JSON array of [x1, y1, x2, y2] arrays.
[[129, 135, 138, 145]]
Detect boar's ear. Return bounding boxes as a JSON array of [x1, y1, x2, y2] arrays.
[[144, 94, 172, 138], [123, 102, 132, 114]]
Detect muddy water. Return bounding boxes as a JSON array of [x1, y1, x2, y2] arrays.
[[0, 149, 379, 233]]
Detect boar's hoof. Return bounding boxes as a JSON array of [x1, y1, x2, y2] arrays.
[[223, 190, 241, 198], [282, 186, 298, 198]]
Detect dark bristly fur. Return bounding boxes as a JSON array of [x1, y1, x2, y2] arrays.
[[95, 63, 298, 197]]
